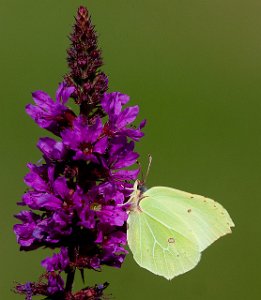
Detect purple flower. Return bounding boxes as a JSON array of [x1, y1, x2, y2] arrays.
[[102, 92, 145, 141], [42, 247, 70, 272], [15, 282, 35, 300], [26, 82, 76, 135], [47, 272, 64, 295], [14, 208, 74, 250], [15, 276, 65, 299], [100, 231, 128, 268], [14, 211, 41, 248], [108, 136, 139, 169], [37, 137, 67, 161], [61, 116, 108, 161], [24, 163, 50, 192], [80, 200, 127, 229], [22, 192, 63, 211], [104, 136, 140, 183], [75, 182, 126, 228], [40, 210, 73, 243], [21, 164, 62, 211]]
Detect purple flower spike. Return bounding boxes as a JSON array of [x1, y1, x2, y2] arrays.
[[14, 6, 145, 299]]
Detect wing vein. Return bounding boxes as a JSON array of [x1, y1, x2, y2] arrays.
[[139, 214, 143, 264], [163, 249, 171, 279], [143, 206, 196, 242]]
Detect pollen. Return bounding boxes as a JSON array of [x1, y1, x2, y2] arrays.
[[90, 203, 102, 211]]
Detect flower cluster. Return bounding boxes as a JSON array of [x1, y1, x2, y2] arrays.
[[14, 6, 145, 300]]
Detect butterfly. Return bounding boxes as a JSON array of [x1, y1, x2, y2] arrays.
[[126, 165, 234, 280]]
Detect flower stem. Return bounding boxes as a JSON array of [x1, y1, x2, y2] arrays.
[[65, 246, 76, 294], [65, 268, 75, 294]]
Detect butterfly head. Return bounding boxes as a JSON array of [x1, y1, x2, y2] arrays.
[[137, 180, 148, 194], [126, 155, 152, 212], [127, 180, 147, 212]]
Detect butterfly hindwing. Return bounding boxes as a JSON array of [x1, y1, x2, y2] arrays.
[[127, 205, 200, 280]]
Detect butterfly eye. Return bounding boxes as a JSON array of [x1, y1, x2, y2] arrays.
[[138, 185, 148, 194]]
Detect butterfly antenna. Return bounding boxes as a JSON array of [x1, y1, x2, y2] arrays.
[[144, 155, 152, 185], [137, 160, 144, 184]]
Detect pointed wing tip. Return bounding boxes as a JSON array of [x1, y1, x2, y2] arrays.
[[227, 216, 235, 230], [160, 273, 175, 280], [166, 276, 174, 281], [167, 274, 178, 280]]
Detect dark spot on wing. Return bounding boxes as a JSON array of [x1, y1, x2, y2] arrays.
[[168, 237, 175, 244], [190, 196, 194, 199], [187, 209, 192, 213]]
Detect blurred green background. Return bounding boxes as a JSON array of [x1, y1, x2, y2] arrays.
[[0, 0, 260, 299]]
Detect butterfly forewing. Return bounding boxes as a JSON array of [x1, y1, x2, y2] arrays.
[[142, 187, 235, 251]]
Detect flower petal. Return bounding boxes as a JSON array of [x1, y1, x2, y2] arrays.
[[37, 137, 66, 161], [56, 82, 75, 104], [23, 192, 63, 211]]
